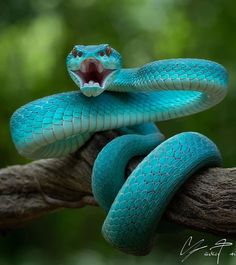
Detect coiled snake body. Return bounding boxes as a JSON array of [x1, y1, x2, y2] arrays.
[[10, 44, 228, 255]]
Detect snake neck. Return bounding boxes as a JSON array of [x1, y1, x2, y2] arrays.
[[107, 59, 228, 99], [107, 68, 140, 92]]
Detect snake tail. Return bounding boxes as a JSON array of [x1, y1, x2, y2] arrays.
[[96, 132, 222, 255]]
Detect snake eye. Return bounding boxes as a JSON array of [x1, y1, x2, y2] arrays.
[[72, 48, 83, 58], [106, 46, 112, 56], [72, 48, 78, 57]]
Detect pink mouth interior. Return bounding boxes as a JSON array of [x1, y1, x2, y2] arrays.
[[73, 59, 113, 86]]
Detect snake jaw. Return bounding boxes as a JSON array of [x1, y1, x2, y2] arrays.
[[72, 59, 115, 97]]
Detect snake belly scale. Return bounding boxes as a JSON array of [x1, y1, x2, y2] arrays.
[[10, 44, 228, 255]]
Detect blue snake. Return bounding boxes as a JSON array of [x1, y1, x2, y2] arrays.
[[10, 44, 228, 255]]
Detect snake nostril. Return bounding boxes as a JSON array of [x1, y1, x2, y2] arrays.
[[99, 51, 105, 57]]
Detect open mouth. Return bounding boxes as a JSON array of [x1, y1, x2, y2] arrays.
[[73, 59, 114, 88]]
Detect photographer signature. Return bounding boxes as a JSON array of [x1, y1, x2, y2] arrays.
[[180, 236, 235, 264]]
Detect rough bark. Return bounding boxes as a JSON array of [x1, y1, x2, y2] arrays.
[[0, 130, 235, 238]]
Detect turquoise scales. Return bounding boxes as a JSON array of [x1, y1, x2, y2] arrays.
[[10, 44, 228, 255]]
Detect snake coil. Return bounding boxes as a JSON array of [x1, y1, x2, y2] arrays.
[[10, 44, 228, 255]]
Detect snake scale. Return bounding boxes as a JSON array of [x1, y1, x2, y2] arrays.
[[10, 44, 228, 255]]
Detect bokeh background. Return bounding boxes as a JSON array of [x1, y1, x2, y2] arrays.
[[0, 0, 236, 264]]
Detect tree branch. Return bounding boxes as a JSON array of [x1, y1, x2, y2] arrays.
[[0, 131, 235, 238]]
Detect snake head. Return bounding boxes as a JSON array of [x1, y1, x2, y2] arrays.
[[66, 44, 122, 97]]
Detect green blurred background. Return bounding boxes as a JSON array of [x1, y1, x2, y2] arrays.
[[0, 0, 235, 264]]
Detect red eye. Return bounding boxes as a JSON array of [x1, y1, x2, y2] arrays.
[[106, 46, 112, 56], [72, 48, 78, 57]]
